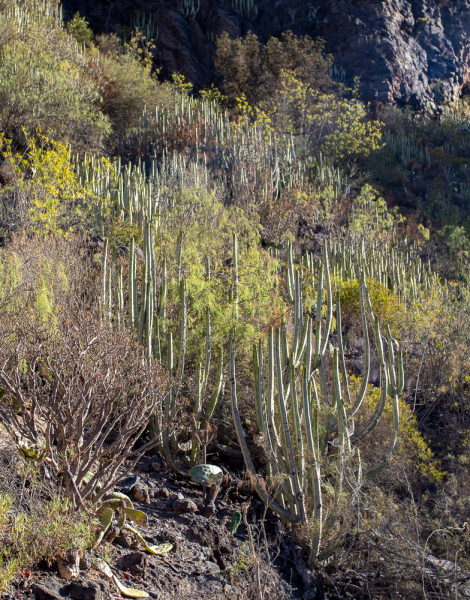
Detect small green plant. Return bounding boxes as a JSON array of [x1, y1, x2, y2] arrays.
[[66, 12, 93, 46], [0, 492, 94, 594], [229, 511, 242, 534], [231, 540, 251, 581]]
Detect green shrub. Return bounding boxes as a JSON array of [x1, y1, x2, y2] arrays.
[[97, 32, 171, 149], [214, 31, 334, 107], [0, 132, 111, 237], [351, 376, 445, 484], [0, 490, 94, 593], [66, 12, 94, 47], [0, 6, 110, 150]]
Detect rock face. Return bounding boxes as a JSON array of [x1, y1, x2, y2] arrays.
[[62, 0, 470, 109], [319, 0, 470, 109]]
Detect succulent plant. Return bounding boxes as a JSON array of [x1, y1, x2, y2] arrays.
[[229, 511, 242, 534], [189, 464, 223, 515], [188, 464, 223, 486], [95, 492, 173, 555], [230, 241, 404, 564]]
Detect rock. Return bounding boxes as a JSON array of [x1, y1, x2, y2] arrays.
[[205, 561, 220, 573], [132, 485, 150, 503], [159, 488, 170, 499], [57, 549, 80, 580], [113, 534, 131, 549], [146, 480, 157, 489], [172, 498, 198, 514], [115, 552, 149, 576], [64, 0, 470, 110], [135, 463, 149, 473], [64, 581, 102, 600], [119, 475, 140, 493], [167, 493, 184, 507], [200, 503, 217, 519], [182, 514, 237, 570], [0, 158, 15, 186], [79, 552, 92, 571], [150, 459, 162, 473], [168, 491, 184, 499], [32, 583, 63, 600]]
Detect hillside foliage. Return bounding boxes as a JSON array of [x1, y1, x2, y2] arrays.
[[0, 1, 470, 598]]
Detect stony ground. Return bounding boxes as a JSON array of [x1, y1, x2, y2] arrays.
[[2, 454, 321, 600]]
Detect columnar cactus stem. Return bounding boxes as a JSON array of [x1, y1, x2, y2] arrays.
[[128, 238, 136, 333], [233, 233, 239, 320], [274, 329, 306, 521], [102, 237, 109, 321], [229, 331, 300, 523], [190, 307, 224, 465], [229, 243, 404, 563]]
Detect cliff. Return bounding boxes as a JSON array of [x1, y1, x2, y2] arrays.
[[62, 0, 470, 109]]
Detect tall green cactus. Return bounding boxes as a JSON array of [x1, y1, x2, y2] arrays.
[[190, 307, 224, 465], [230, 240, 402, 564]]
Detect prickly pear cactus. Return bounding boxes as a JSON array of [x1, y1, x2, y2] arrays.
[[188, 464, 223, 486], [229, 511, 242, 534]]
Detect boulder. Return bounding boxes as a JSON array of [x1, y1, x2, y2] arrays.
[[172, 498, 198, 514]]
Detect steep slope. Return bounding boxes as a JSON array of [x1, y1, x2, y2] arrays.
[[63, 0, 470, 108]]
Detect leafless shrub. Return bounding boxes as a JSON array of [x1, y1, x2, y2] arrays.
[[0, 312, 167, 507], [0, 233, 101, 316]]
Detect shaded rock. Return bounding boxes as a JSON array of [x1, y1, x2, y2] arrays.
[[79, 552, 92, 571], [113, 533, 131, 549], [168, 491, 184, 499], [159, 488, 170, 499], [64, 581, 102, 600], [200, 503, 217, 519], [119, 475, 140, 493], [150, 459, 162, 473], [62, 0, 470, 110], [181, 514, 237, 570], [172, 498, 198, 514], [115, 552, 149, 576], [0, 158, 15, 186], [132, 485, 150, 503], [32, 582, 63, 600]]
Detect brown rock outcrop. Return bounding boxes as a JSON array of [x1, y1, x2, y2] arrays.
[[62, 0, 470, 109]]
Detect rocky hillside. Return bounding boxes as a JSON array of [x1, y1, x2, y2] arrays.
[[62, 0, 470, 109]]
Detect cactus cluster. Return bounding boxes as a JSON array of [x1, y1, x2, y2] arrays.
[[230, 240, 403, 563], [131, 11, 158, 42], [231, 0, 258, 19], [4, 0, 63, 33], [319, 235, 443, 304], [383, 130, 431, 167], [175, 0, 200, 19]]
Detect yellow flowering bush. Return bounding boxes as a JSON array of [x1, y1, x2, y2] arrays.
[[352, 376, 445, 483], [1, 131, 112, 236]]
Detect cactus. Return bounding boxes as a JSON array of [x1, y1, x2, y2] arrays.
[[176, 0, 200, 19], [231, 0, 258, 19], [95, 492, 174, 555], [229, 511, 242, 534], [230, 240, 402, 563], [190, 308, 224, 465]]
